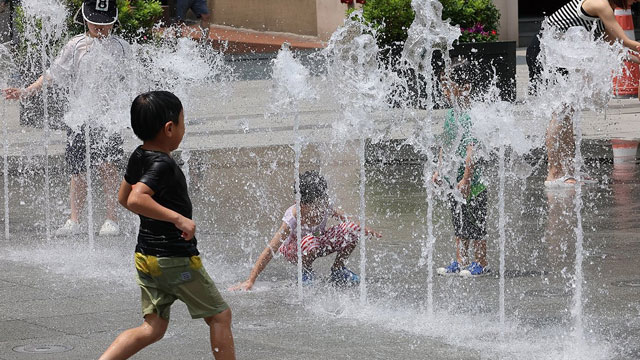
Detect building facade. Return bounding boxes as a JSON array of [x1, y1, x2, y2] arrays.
[[206, 1, 520, 43]]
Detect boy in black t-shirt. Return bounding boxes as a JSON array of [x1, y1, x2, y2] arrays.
[[99, 91, 236, 360]]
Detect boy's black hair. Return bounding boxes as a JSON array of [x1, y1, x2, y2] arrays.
[[130, 91, 183, 141], [444, 58, 474, 86], [297, 170, 328, 205]]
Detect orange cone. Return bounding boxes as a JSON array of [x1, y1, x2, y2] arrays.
[[612, 8, 639, 97], [611, 139, 638, 164]]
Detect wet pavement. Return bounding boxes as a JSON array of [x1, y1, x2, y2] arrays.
[[0, 45, 640, 359], [0, 143, 639, 359]]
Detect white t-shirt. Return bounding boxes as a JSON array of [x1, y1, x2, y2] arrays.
[[46, 34, 132, 132], [281, 204, 332, 247]]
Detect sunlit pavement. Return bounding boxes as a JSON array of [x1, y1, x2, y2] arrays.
[[0, 50, 639, 359]]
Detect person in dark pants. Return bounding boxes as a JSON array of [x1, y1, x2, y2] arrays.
[[3, 0, 128, 236], [176, 0, 210, 32]]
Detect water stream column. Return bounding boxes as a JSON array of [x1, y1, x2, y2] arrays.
[[85, 124, 94, 249], [39, 43, 51, 242], [293, 112, 303, 301], [2, 97, 9, 240], [358, 136, 367, 304], [571, 112, 586, 340], [497, 145, 506, 332]]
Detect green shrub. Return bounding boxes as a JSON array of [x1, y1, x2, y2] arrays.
[[440, 0, 499, 43], [359, 0, 415, 50], [359, 0, 501, 50]]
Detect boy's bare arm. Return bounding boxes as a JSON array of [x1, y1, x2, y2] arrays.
[[332, 208, 382, 238], [127, 182, 196, 240], [230, 222, 289, 291], [3, 75, 46, 99], [457, 144, 474, 198], [118, 180, 133, 211]]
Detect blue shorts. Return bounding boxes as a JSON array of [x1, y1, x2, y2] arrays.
[[176, 0, 209, 19]]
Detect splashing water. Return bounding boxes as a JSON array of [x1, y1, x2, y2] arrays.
[[1, 45, 13, 239], [324, 12, 395, 303], [535, 23, 624, 343], [270, 44, 315, 300], [1, 97, 7, 240], [1, 1, 637, 358], [324, 13, 393, 139], [19, 0, 68, 242], [400, 0, 460, 316]]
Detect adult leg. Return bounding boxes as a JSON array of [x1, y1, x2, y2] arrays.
[[193, 0, 210, 33], [203, 308, 236, 360], [200, 13, 210, 32], [174, 0, 188, 21], [546, 109, 575, 183], [99, 313, 168, 360], [98, 162, 119, 222], [69, 173, 87, 223], [66, 128, 87, 223]]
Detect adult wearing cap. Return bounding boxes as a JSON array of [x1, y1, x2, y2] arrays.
[[3, 0, 132, 237], [176, 0, 210, 34], [527, 0, 640, 187]]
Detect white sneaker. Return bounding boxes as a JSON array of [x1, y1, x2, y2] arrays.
[[55, 219, 81, 236], [98, 219, 120, 236]]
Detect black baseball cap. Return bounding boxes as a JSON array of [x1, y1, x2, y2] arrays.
[[74, 0, 118, 25]]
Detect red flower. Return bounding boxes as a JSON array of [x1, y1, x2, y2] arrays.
[[491, 30, 497, 35]]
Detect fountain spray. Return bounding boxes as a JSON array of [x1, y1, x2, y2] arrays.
[[400, 0, 460, 315], [271, 43, 314, 300]]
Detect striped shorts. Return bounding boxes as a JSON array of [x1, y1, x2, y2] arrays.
[[279, 222, 361, 263]]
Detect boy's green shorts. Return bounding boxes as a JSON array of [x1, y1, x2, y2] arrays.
[[134, 253, 229, 321]]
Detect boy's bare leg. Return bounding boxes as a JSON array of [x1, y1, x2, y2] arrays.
[[69, 174, 87, 223], [99, 162, 119, 222], [456, 237, 470, 266], [204, 308, 236, 360], [473, 239, 487, 268], [301, 248, 320, 271], [332, 241, 357, 270], [546, 111, 575, 183], [99, 313, 168, 360]]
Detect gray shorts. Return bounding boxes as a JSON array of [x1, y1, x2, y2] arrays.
[[176, 0, 209, 19]]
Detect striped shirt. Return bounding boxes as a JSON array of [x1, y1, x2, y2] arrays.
[[547, 0, 605, 34]]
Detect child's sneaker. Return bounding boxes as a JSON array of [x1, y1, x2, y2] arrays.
[[55, 219, 81, 236], [302, 268, 315, 286], [330, 266, 360, 286], [436, 261, 460, 275], [98, 219, 120, 236], [459, 262, 490, 277]]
